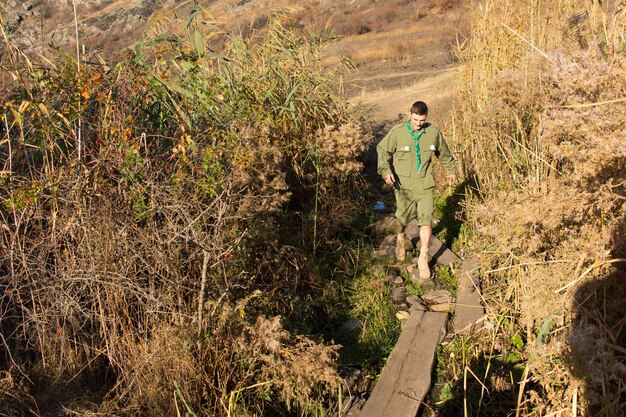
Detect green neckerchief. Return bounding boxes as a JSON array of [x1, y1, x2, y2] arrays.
[[406, 121, 425, 173]]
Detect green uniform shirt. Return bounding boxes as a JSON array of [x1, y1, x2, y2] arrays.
[[377, 122, 456, 226], [377, 122, 456, 191]]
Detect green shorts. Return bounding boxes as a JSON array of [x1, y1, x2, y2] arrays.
[[394, 187, 434, 227]]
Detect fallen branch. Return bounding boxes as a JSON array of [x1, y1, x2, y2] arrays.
[[545, 97, 626, 109], [554, 258, 626, 294]]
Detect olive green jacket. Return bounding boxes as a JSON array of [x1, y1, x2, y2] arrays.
[[377, 122, 456, 190]]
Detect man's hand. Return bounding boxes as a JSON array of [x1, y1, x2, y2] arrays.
[[384, 174, 396, 186], [447, 174, 457, 185]]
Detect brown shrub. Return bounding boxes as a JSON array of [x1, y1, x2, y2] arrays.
[[0, 18, 362, 416], [451, 0, 626, 415]]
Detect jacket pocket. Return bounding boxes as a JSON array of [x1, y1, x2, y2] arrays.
[[393, 150, 412, 177], [421, 174, 435, 189]]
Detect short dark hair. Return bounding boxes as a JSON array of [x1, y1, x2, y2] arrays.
[[410, 101, 428, 115]]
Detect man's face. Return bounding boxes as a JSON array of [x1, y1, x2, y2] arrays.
[[409, 112, 428, 131]]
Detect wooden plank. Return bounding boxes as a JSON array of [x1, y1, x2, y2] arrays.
[[359, 310, 425, 417], [428, 235, 462, 265], [359, 311, 448, 417], [383, 312, 447, 417], [453, 259, 484, 334]]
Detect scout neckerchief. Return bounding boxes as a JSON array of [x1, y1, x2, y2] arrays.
[[406, 120, 425, 173]]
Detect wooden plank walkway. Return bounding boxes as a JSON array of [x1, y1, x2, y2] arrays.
[[357, 220, 484, 417], [453, 259, 484, 333], [358, 310, 448, 417]]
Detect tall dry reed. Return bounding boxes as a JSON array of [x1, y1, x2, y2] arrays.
[[446, 0, 626, 415]]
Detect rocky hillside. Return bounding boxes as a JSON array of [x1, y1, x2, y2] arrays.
[[3, 0, 166, 54], [2, 0, 467, 76]]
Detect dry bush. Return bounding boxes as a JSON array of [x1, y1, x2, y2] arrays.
[[450, 0, 626, 415], [329, 11, 371, 37], [310, 122, 372, 241], [313, 122, 369, 180], [366, 5, 403, 32], [0, 14, 362, 416]]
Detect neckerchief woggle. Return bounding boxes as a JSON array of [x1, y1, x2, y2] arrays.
[[406, 121, 425, 173]]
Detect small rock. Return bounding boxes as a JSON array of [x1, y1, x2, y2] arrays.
[[366, 215, 396, 234], [380, 234, 396, 250], [390, 287, 406, 304], [406, 295, 427, 311], [395, 311, 410, 321], [429, 303, 454, 312], [420, 279, 437, 291], [386, 269, 401, 284], [396, 303, 408, 311], [422, 289, 455, 306]]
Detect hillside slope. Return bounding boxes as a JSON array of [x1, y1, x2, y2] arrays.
[[2, 0, 467, 111]]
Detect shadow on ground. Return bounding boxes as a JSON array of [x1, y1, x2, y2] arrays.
[[568, 219, 626, 415], [429, 216, 626, 417]]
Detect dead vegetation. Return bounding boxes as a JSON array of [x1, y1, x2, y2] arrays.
[[439, 0, 626, 415], [0, 10, 373, 416]]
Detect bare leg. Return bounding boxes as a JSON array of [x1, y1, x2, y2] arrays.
[[419, 225, 432, 255], [396, 220, 406, 261], [397, 220, 406, 235], [418, 224, 432, 279]]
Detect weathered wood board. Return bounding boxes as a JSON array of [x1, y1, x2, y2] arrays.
[[453, 258, 484, 333], [359, 311, 448, 417]]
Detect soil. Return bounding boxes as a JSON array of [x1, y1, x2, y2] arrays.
[[345, 62, 459, 124]]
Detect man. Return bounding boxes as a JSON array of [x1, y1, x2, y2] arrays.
[[377, 101, 456, 280]]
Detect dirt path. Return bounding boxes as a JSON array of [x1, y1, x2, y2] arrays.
[[346, 64, 459, 126]]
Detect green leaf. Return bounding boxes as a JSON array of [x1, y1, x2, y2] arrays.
[[536, 314, 555, 345], [511, 333, 524, 350], [193, 30, 204, 57], [505, 349, 522, 364]]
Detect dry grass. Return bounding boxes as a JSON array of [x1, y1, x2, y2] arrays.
[[442, 0, 626, 415], [0, 12, 370, 416]]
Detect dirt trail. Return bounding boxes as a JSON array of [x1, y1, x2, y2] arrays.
[[346, 64, 459, 126]]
